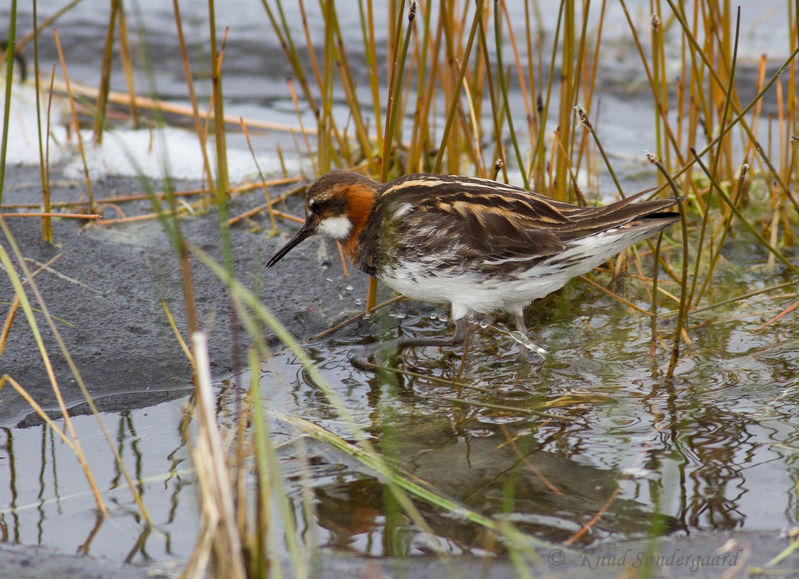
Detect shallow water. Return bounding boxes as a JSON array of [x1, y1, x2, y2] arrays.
[[2, 0, 798, 570], [2, 274, 796, 564]]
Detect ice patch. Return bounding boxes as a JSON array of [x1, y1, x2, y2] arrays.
[[3, 81, 302, 181]]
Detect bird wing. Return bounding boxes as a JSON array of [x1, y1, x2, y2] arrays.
[[378, 174, 570, 261], [374, 175, 678, 268]]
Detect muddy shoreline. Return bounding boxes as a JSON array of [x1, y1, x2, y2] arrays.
[[1, 164, 371, 427]]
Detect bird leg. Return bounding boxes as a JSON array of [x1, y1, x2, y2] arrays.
[[513, 312, 527, 334], [350, 317, 469, 372], [396, 317, 467, 351], [455, 323, 471, 382], [511, 312, 546, 363]]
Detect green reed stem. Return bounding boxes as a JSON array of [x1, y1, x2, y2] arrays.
[[93, 0, 120, 144], [32, 0, 52, 243], [382, 0, 415, 179], [646, 153, 688, 381], [172, 0, 214, 203], [532, 0, 563, 191], [618, 0, 697, 197], [565, 0, 591, 172], [693, 164, 749, 305], [53, 28, 95, 215], [650, 231, 663, 361], [494, 0, 528, 188], [0, 0, 17, 205], [208, 0, 229, 195], [246, 348, 305, 577], [665, 0, 799, 213], [1, 220, 152, 523], [271, 0, 346, 164], [651, 13, 664, 174], [265, 0, 317, 117], [319, 0, 335, 172], [691, 149, 799, 278], [687, 6, 741, 309], [117, 7, 139, 128], [523, 0, 543, 187], [432, 0, 481, 174], [575, 105, 623, 197], [247, 349, 271, 577], [359, 0, 383, 160], [406, 0, 433, 173], [44, 65, 55, 223], [475, 2, 507, 181], [553, 0, 577, 199], [207, 0, 234, 278], [332, 16, 373, 163]]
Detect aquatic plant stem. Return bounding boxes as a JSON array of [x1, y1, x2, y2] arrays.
[[208, 0, 229, 198], [494, 0, 529, 189], [1, 222, 153, 522], [432, 0, 481, 175], [93, 0, 120, 144], [172, 0, 213, 202], [32, 0, 52, 243], [650, 232, 664, 362], [53, 29, 96, 215], [691, 150, 799, 278], [646, 153, 689, 381], [0, 0, 17, 205], [687, 7, 741, 309], [116, 7, 139, 127], [381, 0, 412, 178], [368, 1, 415, 311], [665, 0, 799, 213], [692, 164, 749, 306]]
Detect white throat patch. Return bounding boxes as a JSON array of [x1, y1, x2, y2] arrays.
[[317, 216, 352, 240]]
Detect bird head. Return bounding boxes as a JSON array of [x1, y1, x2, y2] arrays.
[[266, 170, 378, 268]]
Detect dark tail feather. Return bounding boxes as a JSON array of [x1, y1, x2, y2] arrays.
[[559, 191, 681, 239]]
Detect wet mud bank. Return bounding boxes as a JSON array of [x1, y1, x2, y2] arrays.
[[1, 165, 370, 427]]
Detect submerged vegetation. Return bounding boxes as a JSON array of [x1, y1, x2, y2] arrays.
[[1, 0, 798, 577]]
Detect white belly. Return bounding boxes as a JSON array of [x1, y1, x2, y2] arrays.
[[378, 228, 648, 320]]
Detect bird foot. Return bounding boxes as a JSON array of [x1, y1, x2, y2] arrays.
[[350, 319, 468, 371]]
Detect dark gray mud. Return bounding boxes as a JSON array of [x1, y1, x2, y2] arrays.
[[1, 164, 370, 427]]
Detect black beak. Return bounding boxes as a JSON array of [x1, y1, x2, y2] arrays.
[[266, 225, 315, 268]]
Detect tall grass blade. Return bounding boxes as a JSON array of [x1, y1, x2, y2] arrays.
[[1, 220, 152, 522], [208, 0, 230, 198], [691, 151, 799, 278], [0, 231, 107, 515], [32, 0, 52, 242], [0, 0, 18, 205], [184, 332, 247, 579], [687, 7, 742, 309], [646, 154, 689, 380], [494, 0, 528, 188], [53, 28, 96, 214], [172, 0, 214, 202], [93, 0, 121, 144]]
